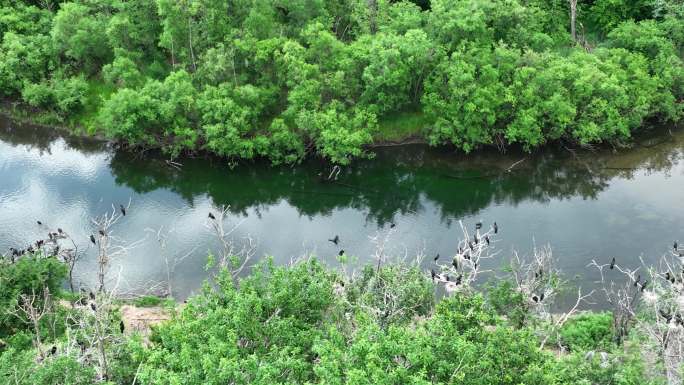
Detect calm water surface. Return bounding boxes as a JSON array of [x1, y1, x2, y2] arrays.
[[1, 116, 683, 307]]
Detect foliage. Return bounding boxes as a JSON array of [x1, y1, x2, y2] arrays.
[[0, 253, 67, 338], [559, 312, 615, 352], [1, 0, 684, 164]]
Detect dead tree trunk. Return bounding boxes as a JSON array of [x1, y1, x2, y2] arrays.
[[569, 0, 577, 42]]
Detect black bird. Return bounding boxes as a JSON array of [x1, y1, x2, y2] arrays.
[[119, 320, 125, 334], [641, 281, 648, 291], [36, 240, 44, 247], [120, 204, 126, 216], [445, 275, 450, 282], [89, 291, 95, 300], [609, 257, 615, 270], [659, 309, 672, 321], [468, 242, 474, 251], [532, 295, 539, 303], [463, 252, 470, 260], [537, 269, 543, 279], [474, 262, 478, 269], [90, 303, 97, 312], [431, 269, 436, 280], [48, 232, 53, 240], [78, 297, 88, 306], [208, 212, 215, 220], [390, 223, 396, 228], [455, 274, 463, 285], [493, 222, 498, 234], [328, 235, 340, 245], [452, 259, 458, 269], [99, 230, 105, 237], [338, 250, 344, 256], [37, 220, 42, 225], [485, 235, 490, 245], [57, 228, 63, 234], [539, 292, 545, 302], [434, 254, 440, 261], [90, 235, 96, 244], [475, 222, 482, 230], [50, 346, 57, 355], [675, 241, 679, 251], [666, 272, 672, 281], [634, 275, 640, 287]]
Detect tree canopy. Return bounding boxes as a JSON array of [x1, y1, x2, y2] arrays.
[[1, 0, 683, 164]]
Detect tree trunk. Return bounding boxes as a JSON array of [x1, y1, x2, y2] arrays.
[[367, 0, 378, 34], [569, 0, 577, 42]]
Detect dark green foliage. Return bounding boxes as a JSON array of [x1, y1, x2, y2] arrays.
[[0, 253, 67, 337], [1, 0, 683, 164], [559, 312, 615, 352], [486, 280, 528, 327]]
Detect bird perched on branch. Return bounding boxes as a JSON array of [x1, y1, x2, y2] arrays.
[[609, 257, 615, 269], [90, 235, 96, 244], [120, 204, 126, 216], [493, 222, 498, 234], [475, 221, 482, 230], [434, 253, 440, 261], [208, 212, 215, 220]]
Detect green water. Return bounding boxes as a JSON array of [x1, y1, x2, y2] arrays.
[[1, 116, 683, 307]]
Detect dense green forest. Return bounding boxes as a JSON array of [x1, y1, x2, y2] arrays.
[[1, 0, 683, 164]]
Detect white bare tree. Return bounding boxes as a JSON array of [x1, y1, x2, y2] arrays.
[[205, 205, 256, 285]]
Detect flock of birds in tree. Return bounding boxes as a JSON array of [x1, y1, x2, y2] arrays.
[[427, 221, 505, 295]]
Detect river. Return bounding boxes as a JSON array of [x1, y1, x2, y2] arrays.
[[1, 116, 683, 308]]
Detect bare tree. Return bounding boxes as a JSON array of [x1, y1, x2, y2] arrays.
[[9, 288, 53, 360], [205, 205, 255, 285], [434, 220, 499, 293], [591, 254, 684, 385], [147, 226, 197, 298], [90, 201, 144, 293]]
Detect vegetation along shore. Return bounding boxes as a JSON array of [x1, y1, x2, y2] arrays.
[[2, 0, 684, 165]]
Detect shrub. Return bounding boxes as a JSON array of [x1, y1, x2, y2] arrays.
[[559, 312, 615, 352]]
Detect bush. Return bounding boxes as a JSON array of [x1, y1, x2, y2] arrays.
[[0, 253, 67, 337], [559, 312, 615, 352]]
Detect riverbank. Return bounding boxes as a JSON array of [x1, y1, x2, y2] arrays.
[[2, 250, 680, 384]]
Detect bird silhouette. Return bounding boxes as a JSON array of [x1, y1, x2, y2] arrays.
[[208, 212, 216, 220], [90, 235, 96, 244], [485, 235, 490, 245], [90, 303, 97, 312], [675, 241, 679, 251], [452, 259, 458, 269], [57, 228, 63, 234], [50, 346, 57, 355], [455, 274, 462, 285], [431, 269, 436, 280], [89, 291, 95, 300], [634, 275, 640, 287], [475, 222, 482, 230], [390, 223, 396, 228], [609, 257, 615, 269], [119, 320, 125, 334], [328, 235, 340, 245], [532, 295, 539, 303], [539, 292, 545, 302], [493, 222, 498, 234], [641, 281, 648, 291], [120, 204, 126, 216], [37, 221, 42, 225], [338, 250, 344, 256], [99, 230, 105, 236], [434, 253, 440, 261]]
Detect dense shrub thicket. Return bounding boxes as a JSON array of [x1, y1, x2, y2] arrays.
[[1, 0, 683, 164], [0, 252, 662, 385]]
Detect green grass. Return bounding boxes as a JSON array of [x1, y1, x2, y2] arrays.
[[132, 295, 165, 307], [375, 110, 429, 142]]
